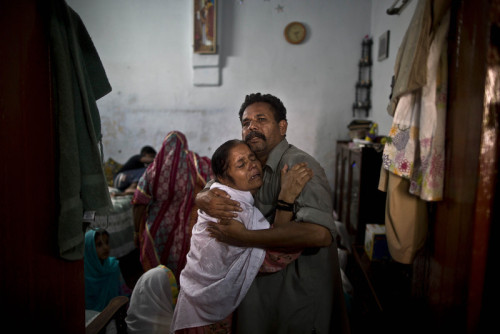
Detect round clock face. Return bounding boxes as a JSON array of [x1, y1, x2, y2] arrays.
[[284, 22, 306, 44]]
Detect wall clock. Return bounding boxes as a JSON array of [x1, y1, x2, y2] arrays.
[[284, 22, 306, 44]]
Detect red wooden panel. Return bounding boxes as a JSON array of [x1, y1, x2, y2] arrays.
[[423, 0, 490, 331], [0, 1, 85, 332]]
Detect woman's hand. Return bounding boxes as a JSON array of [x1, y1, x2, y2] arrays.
[[279, 163, 313, 203], [195, 188, 242, 219]]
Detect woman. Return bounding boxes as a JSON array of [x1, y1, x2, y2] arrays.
[[125, 264, 178, 334], [84, 228, 129, 312], [171, 139, 312, 333], [132, 131, 213, 281]]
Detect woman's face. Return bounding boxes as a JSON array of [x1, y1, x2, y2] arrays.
[[95, 233, 110, 262], [221, 143, 263, 192]]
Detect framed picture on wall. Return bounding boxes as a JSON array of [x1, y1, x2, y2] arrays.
[[378, 30, 390, 61], [194, 0, 217, 54]]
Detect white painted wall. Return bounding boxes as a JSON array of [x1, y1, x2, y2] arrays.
[[66, 0, 417, 191]]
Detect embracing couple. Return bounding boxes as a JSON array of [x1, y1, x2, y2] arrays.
[[172, 93, 350, 334]]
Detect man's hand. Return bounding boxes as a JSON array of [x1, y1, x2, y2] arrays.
[[196, 188, 242, 219], [207, 219, 248, 247]]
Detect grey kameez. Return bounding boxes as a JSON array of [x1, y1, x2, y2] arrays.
[[235, 139, 350, 334]]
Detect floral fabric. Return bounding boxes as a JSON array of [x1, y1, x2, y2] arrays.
[[382, 11, 449, 201]]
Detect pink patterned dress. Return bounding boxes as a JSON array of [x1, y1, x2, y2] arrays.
[[131, 131, 213, 282]]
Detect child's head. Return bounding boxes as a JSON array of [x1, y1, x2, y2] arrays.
[[94, 229, 110, 262]]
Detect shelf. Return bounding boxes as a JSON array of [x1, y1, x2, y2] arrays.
[[358, 60, 372, 67], [352, 105, 371, 110], [355, 82, 372, 88], [352, 36, 372, 117]]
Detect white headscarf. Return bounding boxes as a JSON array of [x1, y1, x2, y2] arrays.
[[126, 265, 177, 334], [171, 183, 269, 332]]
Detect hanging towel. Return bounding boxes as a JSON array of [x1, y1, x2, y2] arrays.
[[49, 0, 113, 260]]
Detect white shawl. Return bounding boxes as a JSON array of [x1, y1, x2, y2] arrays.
[[171, 183, 269, 332], [126, 266, 176, 334]]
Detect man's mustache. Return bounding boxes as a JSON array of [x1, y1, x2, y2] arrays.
[[245, 131, 266, 142]]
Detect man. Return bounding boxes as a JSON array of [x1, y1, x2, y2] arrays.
[[116, 145, 157, 175], [196, 93, 350, 334], [113, 145, 156, 195]]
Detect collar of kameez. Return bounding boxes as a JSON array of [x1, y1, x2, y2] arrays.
[[264, 138, 289, 173]]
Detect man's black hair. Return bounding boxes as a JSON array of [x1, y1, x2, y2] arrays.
[[211, 139, 245, 184], [238, 93, 287, 123], [140, 145, 157, 156]]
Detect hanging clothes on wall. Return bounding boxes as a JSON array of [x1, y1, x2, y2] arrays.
[[387, 0, 432, 117], [49, 0, 113, 260], [379, 0, 450, 264], [383, 9, 449, 201]]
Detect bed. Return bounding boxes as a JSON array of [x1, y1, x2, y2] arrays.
[[90, 187, 136, 258], [81, 159, 135, 258]]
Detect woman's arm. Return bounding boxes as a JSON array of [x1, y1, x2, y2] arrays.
[[111, 182, 138, 197], [133, 204, 147, 248]]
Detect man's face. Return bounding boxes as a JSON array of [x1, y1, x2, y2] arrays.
[[140, 153, 156, 166], [241, 102, 287, 160]]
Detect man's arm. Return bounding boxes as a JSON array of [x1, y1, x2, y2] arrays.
[[208, 153, 335, 249], [207, 219, 332, 248], [273, 163, 312, 228], [195, 185, 242, 219]]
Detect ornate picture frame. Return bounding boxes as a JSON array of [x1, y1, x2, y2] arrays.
[[194, 0, 217, 54]]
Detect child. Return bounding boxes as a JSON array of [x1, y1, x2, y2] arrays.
[[84, 228, 130, 312]]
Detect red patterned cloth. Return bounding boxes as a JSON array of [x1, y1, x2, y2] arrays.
[[260, 248, 302, 273], [132, 131, 212, 282], [174, 313, 232, 334]]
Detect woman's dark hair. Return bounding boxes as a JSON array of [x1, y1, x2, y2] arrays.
[[94, 228, 109, 241], [211, 139, 246, 183], [238, 93, 287, 123]]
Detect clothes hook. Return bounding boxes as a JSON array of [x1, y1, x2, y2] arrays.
[[387, 0, 411, 15]]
